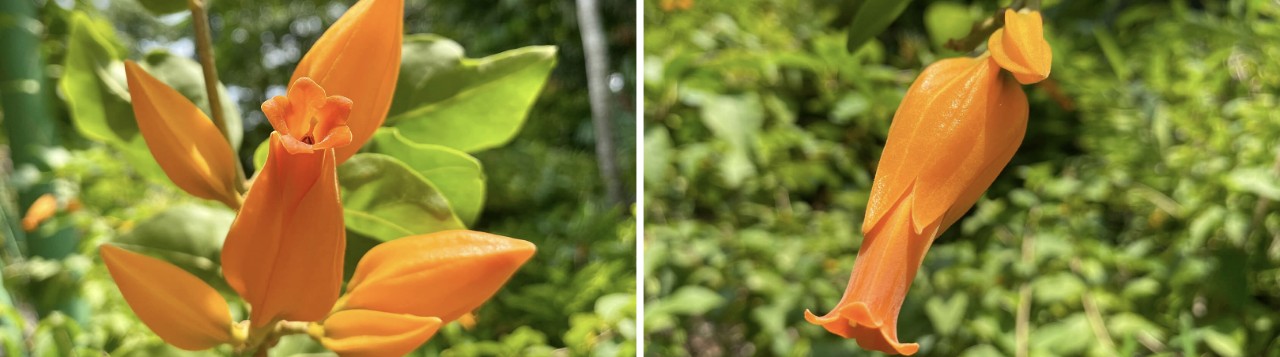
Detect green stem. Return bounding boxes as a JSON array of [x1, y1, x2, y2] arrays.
[[187, 0, 247, 194]]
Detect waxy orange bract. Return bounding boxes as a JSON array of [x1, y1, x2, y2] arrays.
[[319, 310, 443, 357], [291, 0, 402, 164], [336, 230, 538, 324], [100, 245, 237, 350], [124, 61, 242, 208]]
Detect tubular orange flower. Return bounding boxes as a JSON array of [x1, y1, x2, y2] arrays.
[[805, 56, 1029, 355], [124, 61, 242, 208], [318, 310, 443, 357], [335, 230, 537, 324], [989, 9, 1052, 85], [221, 78, 351, 327], [291, 0, 403, 164], [100, 245, 238, 350], [221, 133, 346, 327]]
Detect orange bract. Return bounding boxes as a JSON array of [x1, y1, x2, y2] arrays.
[[221, 132, 345, 327], [124, 61, 242, 208], [291, 0, 403, 164], [320, 310, 443, 357], [100, 245, 235, 350], [806, 56, 1028, 355], [338, 230, 536, 324], [989, 9, 1052, 84]]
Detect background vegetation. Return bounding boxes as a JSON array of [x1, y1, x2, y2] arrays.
[[0, 0, 636, 355], [643, 0, 1280, 355]]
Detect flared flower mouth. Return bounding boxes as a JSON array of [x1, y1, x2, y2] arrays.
[[261, 77, 354, 155], [805, 302, 920, 355]]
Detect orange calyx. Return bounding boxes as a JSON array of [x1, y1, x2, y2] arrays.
[[262, 77, 354, 154]]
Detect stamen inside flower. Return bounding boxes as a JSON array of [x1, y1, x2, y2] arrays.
[[261, 77, 354, 154]]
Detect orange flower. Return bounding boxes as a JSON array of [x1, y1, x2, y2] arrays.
[[220, 129, 344, 325], [805, 56, 1029, 355], [989, 9, 1052, 84]]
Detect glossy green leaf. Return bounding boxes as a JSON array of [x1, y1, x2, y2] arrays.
[[366, 128, 485, 226], [337, 153, 465, 242], [61, 12, 167, 182], [845, 0, 914, 51], [387, 34, 557, 152]]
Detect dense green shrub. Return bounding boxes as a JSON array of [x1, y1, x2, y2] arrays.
[[644, 0, 1280, 355]]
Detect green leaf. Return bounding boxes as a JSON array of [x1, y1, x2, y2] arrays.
[[647, 286, 724, 317], [845, 0, 915, 51], [337, 153, 465, 241], [366, 128, 486, 226], [924, 2, 975, 48], [1202, 320, 1244, 357], [698, 93, 763, 187], [61, 13, 168, 182], [1224, 168, 1280, 200], [252, 138, 269, 172], [114, 204, 234, 289], [136, 0, 188, 15], [1030, 314, 1092, 355], [387, 34, 557, 152], [924, 294, 968, 336], [643, 127, 672, 186]]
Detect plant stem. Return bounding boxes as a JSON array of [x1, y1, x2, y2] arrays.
[[187, 0, 247, 194]]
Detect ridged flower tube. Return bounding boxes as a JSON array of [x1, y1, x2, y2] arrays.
[[221, 78, 352, 327], [805, 56, 1029, 355], [989, 9, 1052, 84], [334, 230, 537, 324], [124, 61, 242, 208], [318, 310, 443, 357], [100, 245, 238, 350], [292, 0, 403, 164]]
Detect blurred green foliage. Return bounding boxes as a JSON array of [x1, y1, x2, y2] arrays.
[[644, 0, 1280, 356], [1, 0, 635, 355]]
